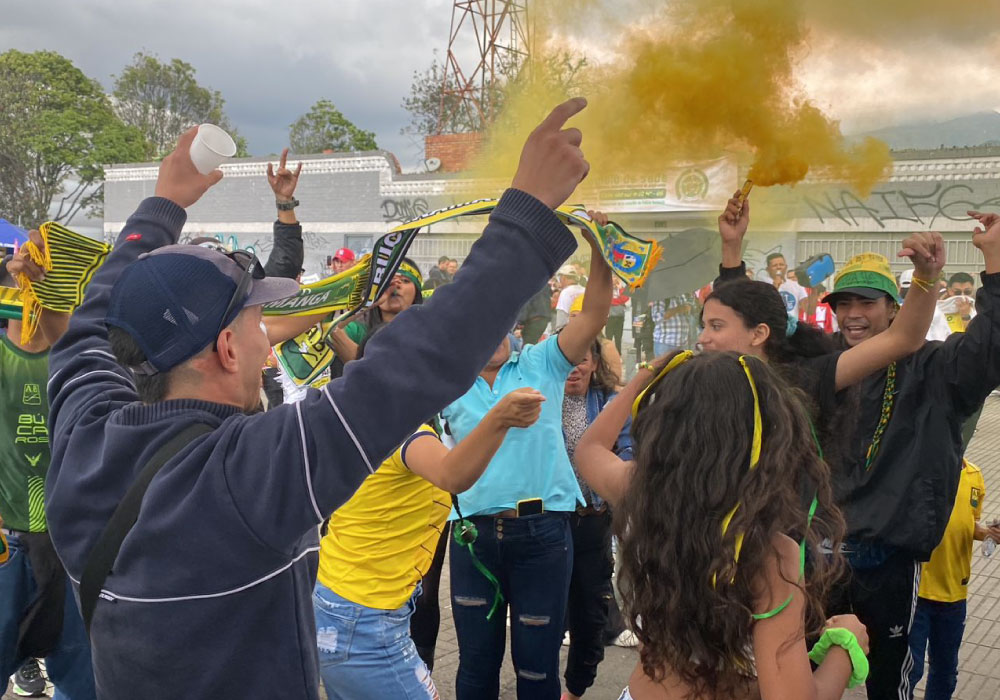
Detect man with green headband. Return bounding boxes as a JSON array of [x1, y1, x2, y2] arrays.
[[815, 222, 1000, 700], [271, 258, 424, 402]]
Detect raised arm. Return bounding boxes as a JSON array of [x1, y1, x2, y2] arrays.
[[931, 210, 1000, 414], [558, 210, 613, 364], [405, 388, 544, 493], [277, 98, 589, 520], [48, 127, 223, 431], [833, 232, 945, 391], [719, 189, 750, 269], [264, 148, 305, 279]]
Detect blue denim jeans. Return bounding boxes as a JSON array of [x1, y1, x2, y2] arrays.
[[907, 597, 966, 700], [0, 532, 95, 700], [450, 511, 573, 700], [313, 582, 438, 699]]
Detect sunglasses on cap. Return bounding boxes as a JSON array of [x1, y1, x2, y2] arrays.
[[213, 250, 265, 351]]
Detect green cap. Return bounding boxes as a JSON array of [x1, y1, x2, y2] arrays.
[[821, 253, 901, 305]]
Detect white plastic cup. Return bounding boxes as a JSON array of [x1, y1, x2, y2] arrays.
[[189, 124, 237, 175]]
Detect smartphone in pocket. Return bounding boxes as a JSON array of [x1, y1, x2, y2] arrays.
[[516, 498, 544, 518]]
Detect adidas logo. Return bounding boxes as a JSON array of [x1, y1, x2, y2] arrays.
[[888, 625, 904, 638], [163, 308, 177, 325]]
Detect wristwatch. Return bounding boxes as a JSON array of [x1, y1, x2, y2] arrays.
[[276, 198, 299, 211]]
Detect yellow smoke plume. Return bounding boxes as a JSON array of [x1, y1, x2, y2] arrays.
[[474, 0, 1000, 195]]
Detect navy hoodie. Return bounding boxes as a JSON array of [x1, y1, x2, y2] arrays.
[[46, 189, 576, 698]]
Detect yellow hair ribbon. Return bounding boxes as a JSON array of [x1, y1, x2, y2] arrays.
[[630, 350, 693, 420], [712, 355, 763, 587]]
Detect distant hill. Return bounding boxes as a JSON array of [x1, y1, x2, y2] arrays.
[[855, 111, 1000, 150]]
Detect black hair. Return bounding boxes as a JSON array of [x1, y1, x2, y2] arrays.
[[706, 280, 835, 364], [765, 252, 785, 264], [108, 326, 171, 402], [947, 272, 975, 287], [704, 279, 853, 468]]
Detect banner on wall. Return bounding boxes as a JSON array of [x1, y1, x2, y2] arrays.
[[592, 157, 737, 213]]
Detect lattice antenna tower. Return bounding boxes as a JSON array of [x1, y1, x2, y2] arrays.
[[437, 0, 532, 134]]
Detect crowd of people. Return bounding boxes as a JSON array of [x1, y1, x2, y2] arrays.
[[2, 96, 1000, 700]]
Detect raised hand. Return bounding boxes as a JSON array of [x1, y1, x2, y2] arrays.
[[154, 126, 224, 209], [580, 209, 609, 250], [267, 148, 303, 202], [510, 97, 589, 209], [493, 387, 546, 429], [718, 190, 750, 245], [898, 231, 946, 281], [6, 230, 46, 283], [969, 210, 1000, 257]]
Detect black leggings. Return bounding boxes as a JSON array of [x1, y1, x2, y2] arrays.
[[410, 522, 450, 670]]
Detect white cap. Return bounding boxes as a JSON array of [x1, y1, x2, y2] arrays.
[[899, 269, 914, 288]]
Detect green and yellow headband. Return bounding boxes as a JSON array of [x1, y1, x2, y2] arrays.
[[396, 261, 423, 289]]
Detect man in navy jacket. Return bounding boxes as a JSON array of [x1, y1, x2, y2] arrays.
[[43, 98, 590, 699]]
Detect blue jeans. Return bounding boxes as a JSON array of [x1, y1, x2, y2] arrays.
[[450, 511, 573, 700], [907, 597, 966, 700], [313, 582, 438, 699], [0, 532, 95, 700]]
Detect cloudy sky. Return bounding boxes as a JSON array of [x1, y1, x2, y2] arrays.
[[3, 0, 999, 170], [1, 0, 456, 167]]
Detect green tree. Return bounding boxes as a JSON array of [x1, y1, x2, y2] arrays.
[[112, 52, 249, 158], [289, 100, 378, 153], [0, 50, 149, 227]]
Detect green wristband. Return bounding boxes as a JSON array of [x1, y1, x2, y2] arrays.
[[808, 627, 869, 689]]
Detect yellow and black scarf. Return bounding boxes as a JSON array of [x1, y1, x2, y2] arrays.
[[268, 198, 660, 386]]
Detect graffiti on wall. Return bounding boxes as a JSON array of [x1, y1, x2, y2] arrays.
[[804, 183, 1000, 229], [380, 198, 429, 223]]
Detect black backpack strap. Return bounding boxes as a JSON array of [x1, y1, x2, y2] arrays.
[[79, 422, 214, 635]]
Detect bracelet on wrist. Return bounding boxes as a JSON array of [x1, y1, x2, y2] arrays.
[[276, 197, 300, 211], [909, 275, 936, 293], [637, 361, 656, 373], [807, 628, 869, 689]]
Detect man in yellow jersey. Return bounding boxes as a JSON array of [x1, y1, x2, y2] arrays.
[[313, 330, 546, 699], [907, 460, 1000, 699]]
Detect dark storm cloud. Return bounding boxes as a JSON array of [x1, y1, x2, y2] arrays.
[[0, 0, 454, 167]]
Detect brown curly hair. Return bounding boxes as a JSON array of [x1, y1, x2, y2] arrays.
[[614, 351, 845, 697]]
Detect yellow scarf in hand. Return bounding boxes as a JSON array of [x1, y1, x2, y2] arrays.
[[14, 222, 111, 344]]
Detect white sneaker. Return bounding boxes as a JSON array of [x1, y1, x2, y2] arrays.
[[613, 630, 639, 648]]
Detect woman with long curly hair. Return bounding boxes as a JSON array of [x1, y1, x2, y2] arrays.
[[575, 351, 868, 699]]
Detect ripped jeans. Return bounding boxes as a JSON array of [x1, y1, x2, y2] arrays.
[[313, 582, 438, 700], [450, 511, 573, 699]]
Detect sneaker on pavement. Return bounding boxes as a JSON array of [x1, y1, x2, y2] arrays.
[[613, 630, 639, 648], [11, 658, 47, 697]]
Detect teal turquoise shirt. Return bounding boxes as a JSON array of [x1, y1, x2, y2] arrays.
[[443, 336, 585, 517]]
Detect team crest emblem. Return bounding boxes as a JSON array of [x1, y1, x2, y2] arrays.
[[22, 384, 41, 406], [675, 168, 710, 202]]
